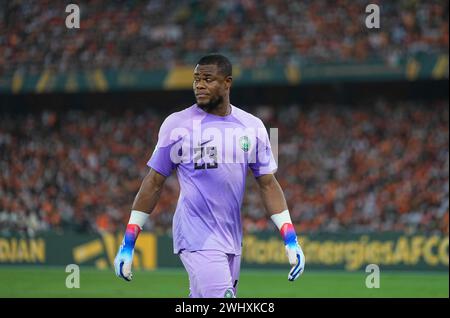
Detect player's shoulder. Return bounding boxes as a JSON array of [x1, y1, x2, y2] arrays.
[[160, 104, 198, 130], [231, 104, 266, 128]]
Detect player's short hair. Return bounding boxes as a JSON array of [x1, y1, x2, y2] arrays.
[[196, 54, 232, 77]]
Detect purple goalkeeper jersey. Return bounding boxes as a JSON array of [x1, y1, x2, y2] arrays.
[[148, 104, 277, 255]]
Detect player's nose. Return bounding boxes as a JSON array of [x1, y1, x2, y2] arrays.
[[195, 80, 206, 90]]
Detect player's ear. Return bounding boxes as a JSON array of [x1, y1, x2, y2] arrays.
[[225, 76, 232, 89]]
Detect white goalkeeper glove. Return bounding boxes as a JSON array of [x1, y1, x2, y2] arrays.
[[286, 241, 305, 281], [114, 237, 135, 282], [271, 210, 306, 281], [114, 211, 148, 282]]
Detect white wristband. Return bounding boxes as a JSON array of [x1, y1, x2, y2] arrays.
[[128, 210, 149, 230], [270, 210, 292, 231]]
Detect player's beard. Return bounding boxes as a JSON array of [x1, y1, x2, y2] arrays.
[[197, 95, 223, 113]]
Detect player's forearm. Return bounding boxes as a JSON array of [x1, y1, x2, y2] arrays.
[[115, 169, 167, 281], [131, 169, 166, 214], [257, 175, 300, 256], [131, 180, 163, 214], [119, 187, 161, 256], [258, 175, 288, 216], [121, 170, 165, 244]]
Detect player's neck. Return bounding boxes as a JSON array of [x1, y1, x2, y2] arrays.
[[205, 99, 231, 117]]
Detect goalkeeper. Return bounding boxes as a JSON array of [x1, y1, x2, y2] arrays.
[[114, 54, 305, 297]]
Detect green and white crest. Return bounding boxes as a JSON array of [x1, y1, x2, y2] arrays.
[[224, 288, 235, 298], [239, 136, 250, 152]]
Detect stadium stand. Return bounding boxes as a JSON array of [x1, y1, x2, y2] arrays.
[[1, 100, 448, 236], [1, 0, 448, 74]]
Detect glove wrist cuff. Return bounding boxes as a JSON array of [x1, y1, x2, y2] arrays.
[[271, 210, 297, 246], [270, 210, 292, 230], [128, 210, 149, 230]]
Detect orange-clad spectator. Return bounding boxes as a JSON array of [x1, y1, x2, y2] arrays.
[[0, 100, 448, 236], [96, 213, 111, 233], [0, 0, 448, 75]]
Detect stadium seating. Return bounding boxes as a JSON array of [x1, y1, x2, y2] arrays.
[[1, 0, 448, 74], [0, 101, 448, 236]]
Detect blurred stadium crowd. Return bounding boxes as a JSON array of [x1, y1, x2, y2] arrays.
[[0, 100, 448, 236], [1, 0, 448, 74]]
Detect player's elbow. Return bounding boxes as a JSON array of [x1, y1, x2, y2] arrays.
[[257, 174, 279, 193]]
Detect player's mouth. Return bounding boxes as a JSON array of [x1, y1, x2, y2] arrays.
[[196, 93, 209, 98]]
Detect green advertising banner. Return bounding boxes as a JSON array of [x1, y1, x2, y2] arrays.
[[242, 232, 449, 271], [1, 54, 447, 94], [157, 232, 449, 272], [1, 232, 448, 272], [0, 232, 157, 270]]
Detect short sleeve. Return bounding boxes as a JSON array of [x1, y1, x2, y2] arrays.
[[249, 119, 277, 178], [147, 115, 183, 177]]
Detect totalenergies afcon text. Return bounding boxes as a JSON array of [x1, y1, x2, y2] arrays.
[[242, 234, 449, 271]]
